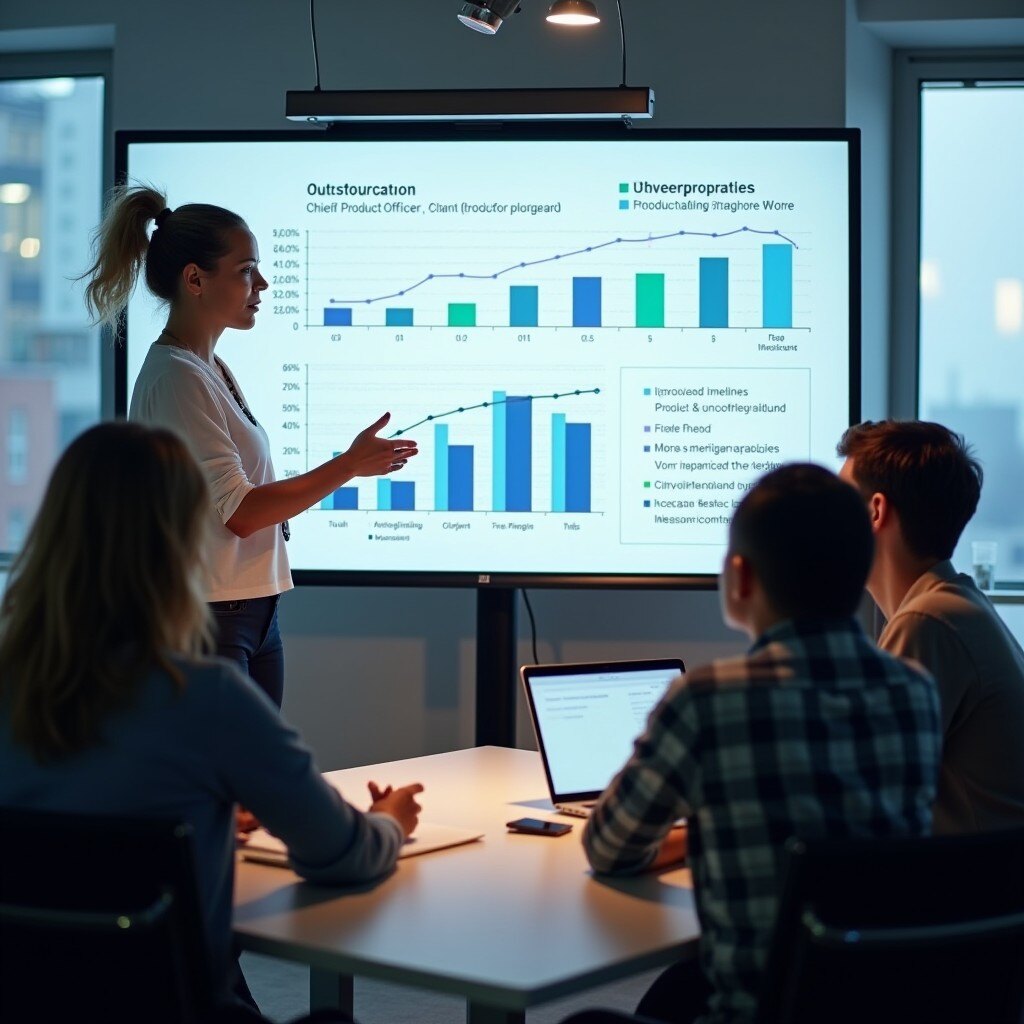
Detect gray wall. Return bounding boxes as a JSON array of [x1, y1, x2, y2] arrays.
[[3, 0, 1020, 769]]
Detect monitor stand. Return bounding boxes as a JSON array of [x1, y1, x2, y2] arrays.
[[475, 587, 518, 747]]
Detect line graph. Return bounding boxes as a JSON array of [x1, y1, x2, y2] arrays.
[[309, 224, 805, 331], [326, 226, 799, 307], [388, 388, 601, 437]]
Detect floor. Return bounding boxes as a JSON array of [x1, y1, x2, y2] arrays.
[[241, 952, 662, 1023]]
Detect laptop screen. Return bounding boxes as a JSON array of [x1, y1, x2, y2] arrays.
[[522, 659, 685, 801]]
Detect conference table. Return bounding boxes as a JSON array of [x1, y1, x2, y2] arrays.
[[233, 746, 700, 1024]]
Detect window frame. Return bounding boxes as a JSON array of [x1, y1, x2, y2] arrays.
[[890, 48, 1024, 419], [892, 50, 1024, 591], [0, 50, 111, 565]]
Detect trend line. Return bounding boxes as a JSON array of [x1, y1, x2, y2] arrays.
[[388, 389, 601, 438], [330, 226, 798, 306]]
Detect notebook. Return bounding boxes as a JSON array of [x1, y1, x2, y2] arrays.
[[240, 821, 484, 867], [521, 658, 685, 817]]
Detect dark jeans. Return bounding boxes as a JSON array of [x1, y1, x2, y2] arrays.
[[209, 595, 285, 707]]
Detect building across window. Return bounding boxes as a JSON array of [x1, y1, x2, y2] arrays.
[[0, 75, 103, 558], [918, 81, 1024, 587]]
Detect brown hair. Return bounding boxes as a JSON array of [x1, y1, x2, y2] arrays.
[[0, 423, 213, 762], [837, 420, 982, 561], [81, 183, 247, 327], [729, 463, 874, 620]]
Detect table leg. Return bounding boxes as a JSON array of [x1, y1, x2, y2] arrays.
[[309, 968, 354, 1014], [466, 1002, 525, 1024]]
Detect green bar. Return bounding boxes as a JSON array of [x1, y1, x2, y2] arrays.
[[635, 273, 665, 328], [448, 303, 476, 327]]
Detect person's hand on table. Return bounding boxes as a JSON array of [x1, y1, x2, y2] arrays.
[[235, 807, 261, 843], [368, 781, 424, 838], [650, 821, 688, 870]]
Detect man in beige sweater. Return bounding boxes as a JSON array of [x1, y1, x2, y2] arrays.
[[838, 420, 1024, 834]]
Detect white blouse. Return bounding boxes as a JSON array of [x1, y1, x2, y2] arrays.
[[129, 343, 293, 601]]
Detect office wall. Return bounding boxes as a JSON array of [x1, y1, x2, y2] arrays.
[[4, 0, 1003, 770]]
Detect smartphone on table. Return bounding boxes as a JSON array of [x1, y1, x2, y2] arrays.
[[506, 817, 573, 837]]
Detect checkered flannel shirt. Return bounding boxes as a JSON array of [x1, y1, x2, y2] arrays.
[[583, 617, 941, 1023]]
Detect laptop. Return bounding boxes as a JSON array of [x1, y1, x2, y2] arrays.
[[521, 658, 685, 818]]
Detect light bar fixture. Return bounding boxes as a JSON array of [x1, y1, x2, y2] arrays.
[[286, 86, 654, 123]]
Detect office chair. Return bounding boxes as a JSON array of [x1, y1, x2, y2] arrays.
[[0, 807, 215, 1024], [757, 827, 1024, 1024]]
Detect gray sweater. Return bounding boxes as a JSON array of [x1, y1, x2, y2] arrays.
[[879, 560, 1024, 834], [0, 657, 403, 993]]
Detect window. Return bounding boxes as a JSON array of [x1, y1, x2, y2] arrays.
[[0, 73, 104, 559], [6, 508, 27, 551], [7, 407, 28, 483], [918, 81, 1024, 586], [897, 57, 1024, 588]]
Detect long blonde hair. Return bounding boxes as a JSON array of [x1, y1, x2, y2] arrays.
[[0, 422, 213, 762], [81, 183, 247, 328]]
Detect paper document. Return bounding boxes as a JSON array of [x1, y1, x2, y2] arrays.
[[240, 822, 484, 867]]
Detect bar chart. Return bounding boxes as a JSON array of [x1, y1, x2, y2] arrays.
[[307, 227, 803, 332], [311, 368, 603, 515]]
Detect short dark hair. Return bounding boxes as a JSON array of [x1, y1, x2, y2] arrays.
[[729, 463, 874, 620], [837, 420, 982, 561]]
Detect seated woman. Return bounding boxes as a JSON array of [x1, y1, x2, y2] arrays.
[[0, 422, 423, 1007]]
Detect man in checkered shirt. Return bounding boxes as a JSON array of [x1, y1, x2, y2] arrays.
[[582, 464, 942, 1024]]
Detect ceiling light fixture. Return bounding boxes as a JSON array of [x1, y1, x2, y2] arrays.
[[286, 0, 653, 123], [457, 0, 523, 35], [545, 0, 601, 26], [287, 86, 653, 122]]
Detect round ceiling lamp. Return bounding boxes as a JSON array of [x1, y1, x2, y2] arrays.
[[546, 0, 601, 26]]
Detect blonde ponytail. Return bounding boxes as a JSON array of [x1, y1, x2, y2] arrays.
[[81, 183, 167, 328], [80, 184, 247, 330]]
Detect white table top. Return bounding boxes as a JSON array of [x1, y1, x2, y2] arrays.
[[234, 746, 699, 1011]]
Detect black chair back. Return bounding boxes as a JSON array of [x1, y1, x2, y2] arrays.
[[0, 808, 215, 1024], [757, 827, 1024, 1023]]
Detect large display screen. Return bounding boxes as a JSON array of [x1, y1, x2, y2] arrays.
[[117, 128, 859, 586]]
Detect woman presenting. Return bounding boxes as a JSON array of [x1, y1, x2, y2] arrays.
[[83, 186, 418, 707]]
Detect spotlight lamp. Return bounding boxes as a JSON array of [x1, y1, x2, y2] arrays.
[[457, 0, 523, 35], [546, 0, 601, 26]]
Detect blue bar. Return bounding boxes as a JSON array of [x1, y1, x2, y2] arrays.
[[320, 496, 332, 510], [572, 277, 602, 328], [551, 413, 567, 513], [699, 258, 729, 328], [332, 487, 358, 510], [434, 424, 449, 512], [324, 307, 352, 326], [386, 308, 414, 327], [566, 423, 592, 513], [492, 390, 507, 512], [510, 286, 539, 327], [377, 479, 392, 511], [762, 244, 793, 328], [505, 396, 533, 512], [448, 445, 474, 511], [391, 481, 416, 511]]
